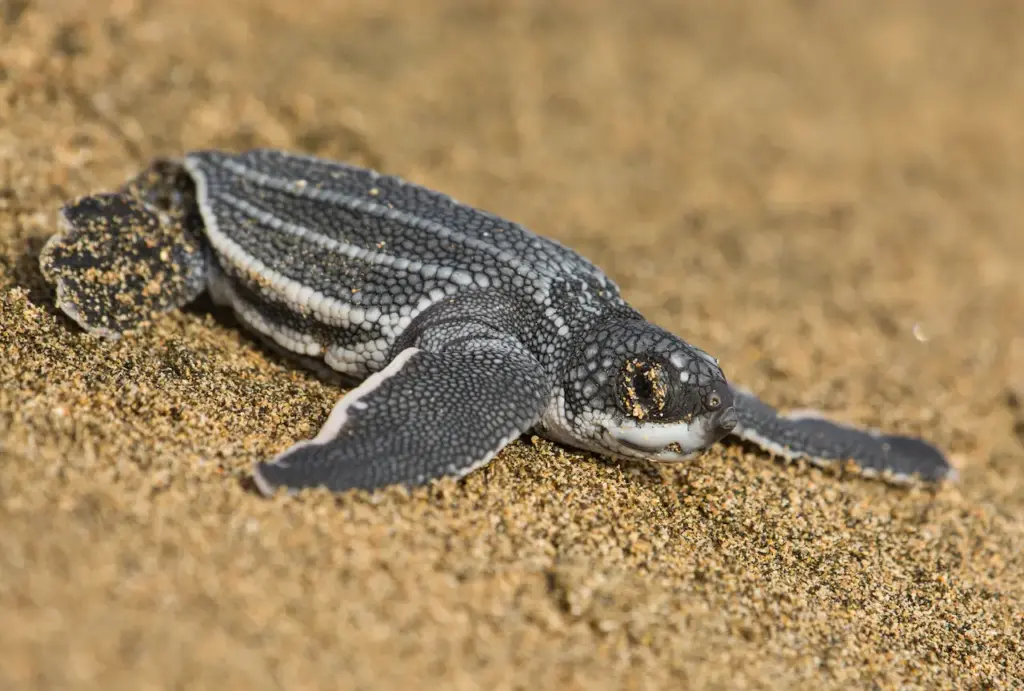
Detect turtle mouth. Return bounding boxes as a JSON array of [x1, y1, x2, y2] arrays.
[[600, 407, 738, 463], [632, 440, 700, 463], [600, 421, 709, 463], [608, 438, 701, 463]]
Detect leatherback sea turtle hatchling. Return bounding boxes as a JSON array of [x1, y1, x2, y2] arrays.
[[38, 149, 954, 495]]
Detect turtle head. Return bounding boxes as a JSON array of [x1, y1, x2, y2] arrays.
[[546, 318, 737, 463]]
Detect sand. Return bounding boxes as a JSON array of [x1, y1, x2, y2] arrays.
[[1, 0, 1022, 688]]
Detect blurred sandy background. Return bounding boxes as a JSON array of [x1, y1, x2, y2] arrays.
[[0, 0, 1022, 688]]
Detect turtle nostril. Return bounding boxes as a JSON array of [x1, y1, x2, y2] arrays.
[[716, 406, 738, 433]]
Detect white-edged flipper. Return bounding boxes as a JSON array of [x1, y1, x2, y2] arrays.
[[728, 386, 954, 484], [253, 341, 552, 494]]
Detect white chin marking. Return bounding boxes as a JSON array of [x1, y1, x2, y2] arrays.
[[603, 418, 710, 462]]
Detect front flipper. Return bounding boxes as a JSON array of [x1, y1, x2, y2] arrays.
[[728, 386, 954, 484], [253, 343, 552, 495]]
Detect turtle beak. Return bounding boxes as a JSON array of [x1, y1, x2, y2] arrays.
[[710, 405, 738, 442], [603, 414, 727, 462]]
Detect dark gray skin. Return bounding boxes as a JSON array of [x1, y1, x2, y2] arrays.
[[39, 150, 954, 494]]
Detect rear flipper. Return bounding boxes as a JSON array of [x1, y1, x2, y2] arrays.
[[253, 338, 552, 495], [39, 161, 207, 339], [728, 386, 954, 484]]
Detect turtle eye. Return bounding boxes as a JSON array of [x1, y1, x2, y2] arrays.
[[705, 392, 722, 410], [617, 358, 670, 421]]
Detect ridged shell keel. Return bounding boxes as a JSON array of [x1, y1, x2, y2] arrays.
[[184, 148, 625, 375]]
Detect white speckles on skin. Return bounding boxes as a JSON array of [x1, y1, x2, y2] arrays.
[[189, 181, 354, 328], [535, 388, 577, 450], [208, 270, 324, 357], [693, 347, 719, 366], [324, 349, 366, 376], [575, 299, 605, 317], [217, 190, 460, 290], [679, 371, 690, 383], [217, 156, 557, 294], [189, 181, 472, 339], [191, 169, 460, 375], [327, 301, 345, 322], [324, 337, 393, 376], [186, 151, 638, 445]]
